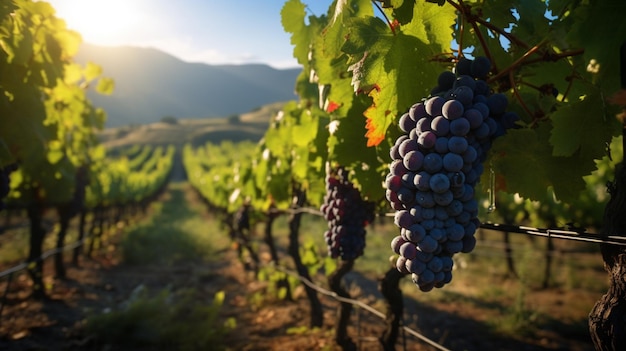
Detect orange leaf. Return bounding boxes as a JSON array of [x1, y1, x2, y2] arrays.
[[326, 101, 341, 113], [363, 88, 389, 147]]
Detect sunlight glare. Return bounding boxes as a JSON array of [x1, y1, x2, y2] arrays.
[[51, 0, 144, 45]]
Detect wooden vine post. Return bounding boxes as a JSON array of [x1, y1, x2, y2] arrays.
[[588, 42, 626, 351]]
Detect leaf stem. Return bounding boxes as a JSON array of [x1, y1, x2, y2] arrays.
[[523, 48, 585, 65], [446, 0, 464, 58], [489, 40, 547, 84], [372, 0, 396, 35], [560, 71, 580, 103], [509, 70, 535, 122]]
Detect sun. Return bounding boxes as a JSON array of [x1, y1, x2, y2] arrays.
[[49, 0, 144, 45]]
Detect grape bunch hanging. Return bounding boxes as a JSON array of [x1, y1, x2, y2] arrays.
[[321, 166, 376, 261], [386, 57, 519, 291]]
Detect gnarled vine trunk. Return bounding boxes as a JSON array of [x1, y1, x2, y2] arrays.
[[328, 259, 356, 351], [380, 267, 406, 351], [287, 187, 323, 328], [589, 163, 626, 350], [26, 202, 46, 300]]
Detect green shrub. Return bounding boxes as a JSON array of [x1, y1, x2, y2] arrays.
[[86, 287, 233, 351]]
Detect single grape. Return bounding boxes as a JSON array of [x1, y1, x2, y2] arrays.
[[450, 117, 471, 136], [398, 112, 416, 133], [443, 153, 464, 172], [464, 108, 483, 129], [438, 71, 456, 90], [423, 153, 443, 173], [487, 93, 508, 115], [429, 173, 450, 194], [448, 136, 468, 154], [470, 56, 491, 79], [403, 150, 425, 171], [414, 171, 431, 191], [425, 96, 445, 117], [434, 136, 449, 154], [431, 116, 450, 136], [409, 102, 427, 121], [417, 131, 437, 150], [455, 57, 472, 76], [442, 99, 464, 120]]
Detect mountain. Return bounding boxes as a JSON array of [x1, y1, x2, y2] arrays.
[[74, 43, 301, 127]]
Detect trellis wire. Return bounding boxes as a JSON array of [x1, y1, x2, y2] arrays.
[[279, 206, 626, 247], [272, 263, 452, 351]]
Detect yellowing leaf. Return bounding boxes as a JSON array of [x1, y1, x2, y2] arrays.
[[84, 62, 103, 82], [363, 87, 389, 147], [96, 77, 114, 95]]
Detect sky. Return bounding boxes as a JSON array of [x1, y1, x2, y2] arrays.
[[45, 0, 334, 69]]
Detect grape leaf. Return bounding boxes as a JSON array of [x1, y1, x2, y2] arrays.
[[341, 20, 439, 145], [281, 0, 313, 66], [549, 92, 620, 159], [338, 4, 454, 146], [567, 1, 626, 95], [330, 95, 386, 200], [491, 125, 594, 203], [292, 107, 319, 147], [378, 0, 415, 25], [96, 77, 114, 95]]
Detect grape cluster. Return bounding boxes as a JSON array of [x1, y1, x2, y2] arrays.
[[386, 56, 519, 291], [321, 167, 376, 260], [0, 163, 18, 212]]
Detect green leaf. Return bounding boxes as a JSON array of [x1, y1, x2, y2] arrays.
[[391, 0, 416, 25], [491, 125, 593, 203], [46, 140, 64, 164], [566, 1, 626, 94], [84, 62, 103, 82], [292, 108, 318, 147], [549, 92, 620, 158], [281, 0, 310, 65], [96, 77, 115, 95]]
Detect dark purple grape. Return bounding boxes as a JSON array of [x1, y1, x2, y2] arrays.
[[438, 71, 456, 90], [442, 99, 464, 120], [487, 93, 508, 115], [398, 112, 416, 133], [455, 57, 472, 76], [425, 96, 445, 116], [470, 56, 491, 79], [453, 75, 477, 91]]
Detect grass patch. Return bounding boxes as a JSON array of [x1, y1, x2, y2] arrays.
[[121, 182, 228, 265], [86, 287, 233, 351]]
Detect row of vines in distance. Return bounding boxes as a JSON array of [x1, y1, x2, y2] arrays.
[[0, 1, 175, 299]]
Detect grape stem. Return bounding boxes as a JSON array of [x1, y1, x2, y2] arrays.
[[447, 0, 497, 72], [509, 70, 537, 123]]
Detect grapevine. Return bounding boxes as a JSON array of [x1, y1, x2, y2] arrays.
[[387, 56, 519, 291], [321, 165, 376, 261]]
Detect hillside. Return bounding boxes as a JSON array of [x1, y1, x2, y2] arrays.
[[99, 102, 283, 150], [75, 44, 301, 127]]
